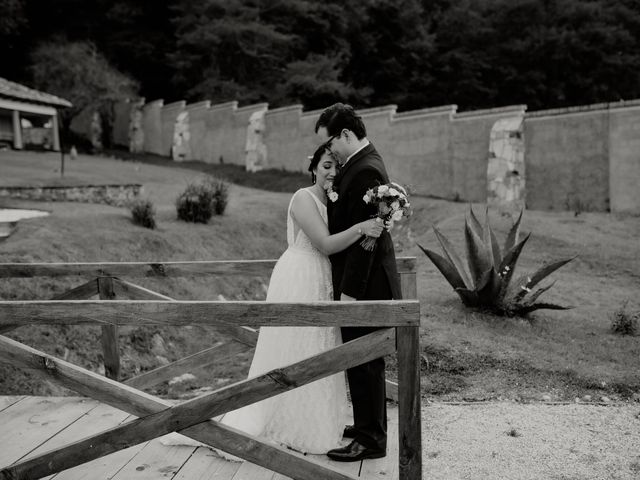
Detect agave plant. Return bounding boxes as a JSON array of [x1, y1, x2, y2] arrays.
[[418, 207, 574, 316]]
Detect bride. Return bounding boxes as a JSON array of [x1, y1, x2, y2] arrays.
[[163, 145, 383, 456]]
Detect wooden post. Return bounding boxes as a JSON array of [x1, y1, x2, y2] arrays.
[[98, 277, 120, 380], [51, 111, 61, 152], [401, 272, 418, 300], [12, 110, 22, 150], [397, 326, 422, 480]]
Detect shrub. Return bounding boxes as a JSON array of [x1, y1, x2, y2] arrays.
[[418, 206, 575, 316], [176, 176, 228, 223], [207, 177, 230, 215], [610, 302, 639, 335], [176, 182, 215, 223], [130, 198, 156, 229]]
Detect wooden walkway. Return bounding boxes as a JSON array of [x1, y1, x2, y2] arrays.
[[0, 396, 399, 480]]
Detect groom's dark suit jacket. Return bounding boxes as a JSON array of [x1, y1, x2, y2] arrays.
[[327, 143, 402, 301]]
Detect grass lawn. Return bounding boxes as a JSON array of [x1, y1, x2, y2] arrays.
[[1, 150, 639, 403]]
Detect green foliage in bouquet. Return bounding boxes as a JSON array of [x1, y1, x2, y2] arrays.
[[418, 207, 574, 316]]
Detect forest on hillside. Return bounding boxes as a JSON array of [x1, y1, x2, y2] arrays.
[[2, 0, 640, 119]]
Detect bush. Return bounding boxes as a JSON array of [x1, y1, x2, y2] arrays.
[[611, 302, 639, 335], [418, 206, 575, 317], [208, 177, 230, 215], [176, 176, 229, 223], [130, 198, 156, 229]]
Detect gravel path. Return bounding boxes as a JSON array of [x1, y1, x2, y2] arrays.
[[420, 402, 640, 479]]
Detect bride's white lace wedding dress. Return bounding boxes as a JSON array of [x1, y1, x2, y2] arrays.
[[162, 187, 348, 457]]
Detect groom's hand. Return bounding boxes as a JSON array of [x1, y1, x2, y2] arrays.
[[340, 293, 356, 301]]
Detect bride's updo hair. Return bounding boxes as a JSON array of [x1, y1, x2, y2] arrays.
[[308, 144, 327, 184]]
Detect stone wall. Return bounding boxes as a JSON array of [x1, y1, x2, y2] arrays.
[[112, 97, 640, 214], [386, 106, 454, 198], [607, 100, 640, 214], [0, 184, 142, 207], [452, 106, 527, 202]]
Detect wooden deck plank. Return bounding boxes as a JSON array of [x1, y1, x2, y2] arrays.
[[0, 397, 401, 480], [0, 395, 25, 413], [230, 460, 276, 480], [0, 397, 95, 467], [26, 402, 133, 480], [21, 401, 129, 461], [51, 440, 147, 480], [358, 406, 399, 479], [109, 438, 198, 480], [172, 447, 242, 480]]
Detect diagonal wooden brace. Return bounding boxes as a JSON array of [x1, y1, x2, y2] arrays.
[[0, 329, 395, 480]]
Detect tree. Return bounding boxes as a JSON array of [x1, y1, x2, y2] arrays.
[[29, 40, 139, 146], [0, 0, 29, 81], [344, 0, 435, 109]]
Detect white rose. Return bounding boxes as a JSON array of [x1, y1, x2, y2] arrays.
[[378, 185, 389, 193], [392, 210, 403, 221], [389, 188, 399, 196], [329, 191, 339, 202], [391, 201, 400, 211], [363, 194, 370, 203]]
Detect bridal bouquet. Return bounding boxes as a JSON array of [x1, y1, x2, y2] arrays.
[[361, 182, 411, 251]]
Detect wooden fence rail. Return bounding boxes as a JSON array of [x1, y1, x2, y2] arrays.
[[0, 257, 417, 399], [0, 258, 421, 480]]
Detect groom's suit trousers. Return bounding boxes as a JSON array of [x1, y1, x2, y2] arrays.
[[341, 265, 395, 451]]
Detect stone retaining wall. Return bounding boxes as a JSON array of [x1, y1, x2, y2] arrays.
[[0, 184, 142, 207]]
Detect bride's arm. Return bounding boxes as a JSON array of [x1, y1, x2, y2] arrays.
[[290, 192, 380, 256]]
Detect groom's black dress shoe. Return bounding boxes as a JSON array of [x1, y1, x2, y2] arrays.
[[327, 440, 386, 462], [343, 425, 357, 438]]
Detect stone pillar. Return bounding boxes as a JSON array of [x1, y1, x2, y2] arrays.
[[12, 110, 23, 149], [245, 109, 267, 172], [128, 98, 145, 153], [172, 110, 191, 161], [487, 116, 526, 214], [51, 112, 61, 151]]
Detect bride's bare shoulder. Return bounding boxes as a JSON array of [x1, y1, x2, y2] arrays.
[[290, 188, 321, 218]]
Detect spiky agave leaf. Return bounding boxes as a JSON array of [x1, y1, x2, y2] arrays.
[[489, 226, 502, 271], [417, 244, 467, 290], [483, 207, 501, 271], [514, 257, 576, 301], [497, 233, 531, 301], [468, 205, 483, 239], [454, 287, 479, 306], [519, 281, 556, 305], [432, 226, 473, 289], [514, 302, 572, 315], [464, 219, 492, 287], [504, 208, 524, 253], [475, 267, 502, 306]]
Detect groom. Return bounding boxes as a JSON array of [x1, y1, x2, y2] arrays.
[[315, 103, 402, 462]]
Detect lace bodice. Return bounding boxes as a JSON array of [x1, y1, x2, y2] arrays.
[[287, 188, 328, 253]]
